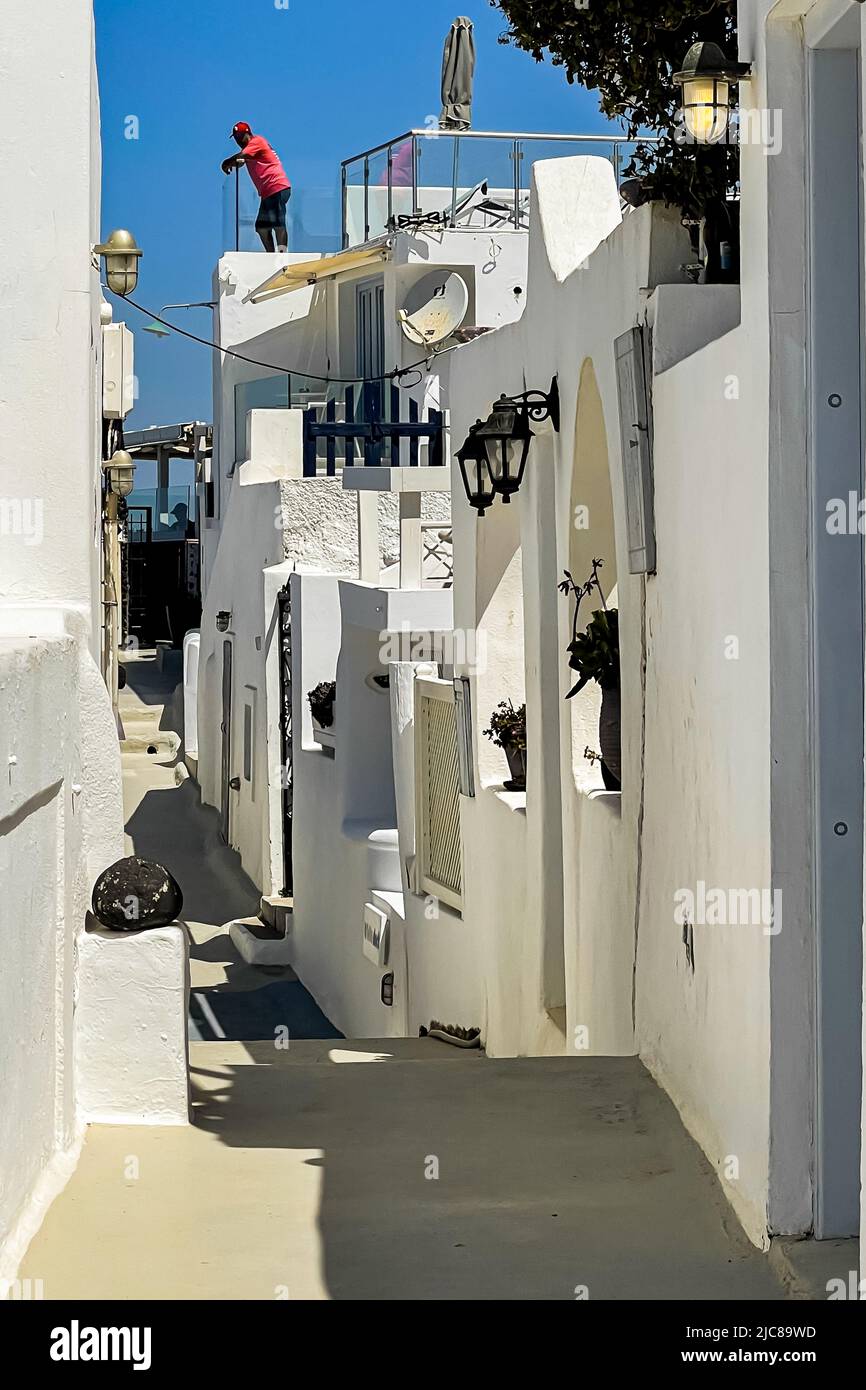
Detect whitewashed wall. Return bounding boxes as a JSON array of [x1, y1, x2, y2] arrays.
[[0, 0, 125, 1283], [439, 150, 783, 1247]]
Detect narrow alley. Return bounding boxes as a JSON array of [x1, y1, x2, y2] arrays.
[[18, 654, 789, 1301], [8, 1, 866, 1340]]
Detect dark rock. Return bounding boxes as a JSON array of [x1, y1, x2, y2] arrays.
[[91, 857, 183, 932]]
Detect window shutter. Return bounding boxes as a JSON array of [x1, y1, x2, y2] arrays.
[[614, 326, 656, 574]]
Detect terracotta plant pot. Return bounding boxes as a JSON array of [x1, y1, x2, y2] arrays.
[[599, 686, 621, 789], [504, 743, 527, 792]]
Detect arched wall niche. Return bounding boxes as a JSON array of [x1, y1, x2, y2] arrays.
[[567, 357, 618, 792]]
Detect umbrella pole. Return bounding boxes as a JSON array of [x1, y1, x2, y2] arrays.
[[450, 137, 460, 227]]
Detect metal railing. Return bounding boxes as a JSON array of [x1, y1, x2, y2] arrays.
[[220, 130, 658, 254], [301, 383, 445, 475], [341, 129, 658, 248]]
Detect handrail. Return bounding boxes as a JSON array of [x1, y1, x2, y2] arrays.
[[225, 130, 661, 254], [341, 128, 658, 170], [340, 128, 658, 248]]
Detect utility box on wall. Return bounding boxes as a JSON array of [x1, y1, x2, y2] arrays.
[[102, 321, 135, 420]]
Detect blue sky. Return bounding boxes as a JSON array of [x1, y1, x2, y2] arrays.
[[96, 0, 613, 428]]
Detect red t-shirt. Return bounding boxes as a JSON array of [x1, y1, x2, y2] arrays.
[[242, 136, 291, 199]]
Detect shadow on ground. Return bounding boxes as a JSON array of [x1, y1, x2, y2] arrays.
[[184, 1044, 788, 1302], [122, 656, 338, 1044]]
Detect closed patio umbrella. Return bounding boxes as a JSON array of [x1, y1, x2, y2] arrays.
[[439, 17, 476, 130]]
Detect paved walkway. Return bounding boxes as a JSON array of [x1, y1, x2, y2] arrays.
[[19, 653, 790, 1301], [119, 651, 330, 1042], [23, 1041, 786, 1301]]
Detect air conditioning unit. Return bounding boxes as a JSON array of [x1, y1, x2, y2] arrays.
[[102, 322, 135, 420]]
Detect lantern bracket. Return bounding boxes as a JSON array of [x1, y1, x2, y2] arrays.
[[495, 377, 560, 433]]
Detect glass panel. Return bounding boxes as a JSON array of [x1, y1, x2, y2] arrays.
[[289, 174, 341, 255], [221, 171, 240, 253], [458, 137, 514, 202], [343, 155, 368, 248], [365, 149, 390, 241], [289, 373, 329, 409], [126, 486, 194, 541], [239, 175, 266, 251], [413, 133, 458, 222]]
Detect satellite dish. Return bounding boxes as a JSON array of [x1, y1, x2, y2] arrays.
[[398, 270, 469, 347]]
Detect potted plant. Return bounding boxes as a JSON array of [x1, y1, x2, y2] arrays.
[[559, 559, 621, 790], [307, 680, 336, 746], [483, 699, 527, 792]]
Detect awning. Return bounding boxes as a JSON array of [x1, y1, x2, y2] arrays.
[[248, 240, 390, 303]]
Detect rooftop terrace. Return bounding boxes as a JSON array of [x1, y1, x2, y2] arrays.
[[223, 128, 656, 255]]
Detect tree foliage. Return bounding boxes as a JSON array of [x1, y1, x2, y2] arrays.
[[491, 0, 737, 215]]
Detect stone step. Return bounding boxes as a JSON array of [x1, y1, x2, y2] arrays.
[[260, 894, 293, 934]]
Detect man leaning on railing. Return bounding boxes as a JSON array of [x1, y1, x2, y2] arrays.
[[221, 121, 292, 252]]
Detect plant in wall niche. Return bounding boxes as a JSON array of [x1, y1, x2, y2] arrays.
[[483, 698, 527, 793], [307, 680, 336, 730], [559, 559, 621, 791]]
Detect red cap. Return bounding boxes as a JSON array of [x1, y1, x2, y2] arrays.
[[231, 121, 252, 138]]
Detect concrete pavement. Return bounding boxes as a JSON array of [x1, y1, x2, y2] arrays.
[[22, 1041, 787, 1301]]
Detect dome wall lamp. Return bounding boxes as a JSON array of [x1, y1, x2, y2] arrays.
[[673, 42, 751, 145], [94, 229, 143, 297], [103, 449, 136, 498]]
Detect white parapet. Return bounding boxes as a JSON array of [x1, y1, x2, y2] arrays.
[[76, 924, 190, 1126], [239, 408, 306, 485]]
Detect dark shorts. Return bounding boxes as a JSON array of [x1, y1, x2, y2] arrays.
[[256, 187, 291, 231]]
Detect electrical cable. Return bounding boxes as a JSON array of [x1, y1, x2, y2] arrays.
[[107, 287, 463, 388]]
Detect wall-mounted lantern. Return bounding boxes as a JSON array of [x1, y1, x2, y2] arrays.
[[673, 42, 751, 145], [94, 229, 143, 297], [103, 449, 136, 498], [456, 422, 496, 516], [456, 378, 560, 517], [216, 611, 232, 633]]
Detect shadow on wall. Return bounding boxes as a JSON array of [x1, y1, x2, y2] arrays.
[[125, 772, 259, 930]]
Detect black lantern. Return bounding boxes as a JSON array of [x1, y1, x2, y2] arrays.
[[673, 41, 751, 145], [484, 378, 560, 502], [457, 421, 496, 516], [456, 379, 560, 517], [476, 401, 531, 504]]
